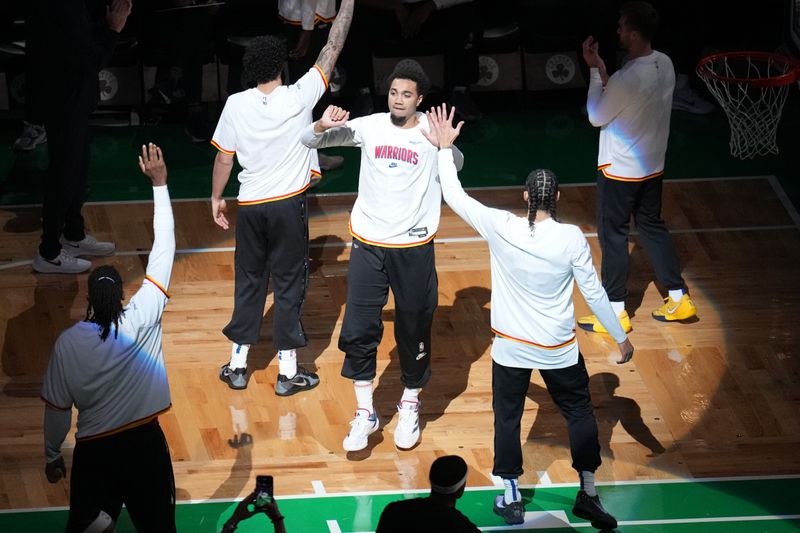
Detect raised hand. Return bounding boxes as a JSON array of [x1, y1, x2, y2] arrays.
[[138, 143, 167, 187], [582, 36, 605, 70], [106, 0, 132, 33], [422, 104, 464, 149], [319, 105, 350, 131]]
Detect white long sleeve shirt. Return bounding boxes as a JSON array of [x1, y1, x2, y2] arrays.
[[42, 186, 175, 460], [587, 50, 675, 181], [438, 149, 627, 369], [211, 66, 328, 204], [301, 112, 463, 247]]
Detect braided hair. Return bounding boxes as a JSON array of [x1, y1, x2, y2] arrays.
[[525, 168, 559, 236], [85, 265, 124, 341]]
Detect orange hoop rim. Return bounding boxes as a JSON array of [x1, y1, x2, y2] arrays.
[[696, 51, 800, 88]]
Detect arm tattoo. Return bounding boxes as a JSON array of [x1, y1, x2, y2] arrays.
[[315, 0, 354, 79]]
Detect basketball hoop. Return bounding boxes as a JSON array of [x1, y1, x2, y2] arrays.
[[696, 51, 800, 159]]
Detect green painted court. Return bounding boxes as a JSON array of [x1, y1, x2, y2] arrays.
[[2, 476, 798, 532]]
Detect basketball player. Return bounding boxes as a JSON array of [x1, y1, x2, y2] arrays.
[[300, 64, 464, 452], [578, 1, 696, 335], [423, 104, 633, 529], [210, 0, 354, 392], [41, 143, 176, 532]]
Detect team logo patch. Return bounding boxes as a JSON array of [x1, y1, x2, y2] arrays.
[[545, 54, 576, 85], [477, 56, 500, 87], [98, 69, 119, 101]]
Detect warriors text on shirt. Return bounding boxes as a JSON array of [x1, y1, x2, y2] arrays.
[[374, 145, 420, 165]]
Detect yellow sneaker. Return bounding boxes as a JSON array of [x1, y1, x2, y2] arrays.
[[652, 294, 697, 322], [577, 310, 632, 334]]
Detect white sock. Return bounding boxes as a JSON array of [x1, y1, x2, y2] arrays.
[[580, 471, 597, 497], [278, 349, 297, 379], [611, 301, 625, 315], [668, 288, 685, 302], [503, 478, 520, 504], [354, 380, 374, 415], [229, 343, 250, 369], [400, 387, 421, 406]]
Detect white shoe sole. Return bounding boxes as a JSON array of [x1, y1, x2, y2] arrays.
[[32, 257, 91, 274]]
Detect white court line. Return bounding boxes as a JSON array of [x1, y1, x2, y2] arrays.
[[536, 471, 552, 485], [312, 480, 327, 495], [2, 223, 797, 272], [326, 519, 343, 533], [0, 175, 780, 209]]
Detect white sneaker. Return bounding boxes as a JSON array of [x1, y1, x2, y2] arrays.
[[342, 409, 380, 452], [60, 235, 115, 257], [32, 249, 91, 274], [394, 400, 421, 449]]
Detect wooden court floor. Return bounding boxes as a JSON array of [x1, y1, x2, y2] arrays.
[[0, 176, 799, 512]]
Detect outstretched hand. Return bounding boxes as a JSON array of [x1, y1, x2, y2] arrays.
[[421, 104, 464, 149], [138, 143, 167, 187]]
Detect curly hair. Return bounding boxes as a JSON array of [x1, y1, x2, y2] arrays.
[[389, 61, 431, 96], [243, 35, 287, 87], [525, 168, 559, 236], [86, 265, 124, 342]]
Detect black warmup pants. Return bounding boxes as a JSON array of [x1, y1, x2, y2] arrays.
[[67, 419, 176, 533], [223, 193, 309, 349], [339, 240, 437, 389], [492, 355, 601, 479], [596, 172, 685, 302], [39, 110, 90, 260]]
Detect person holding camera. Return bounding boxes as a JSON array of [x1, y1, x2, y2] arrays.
[[222, 489, 286, 533]]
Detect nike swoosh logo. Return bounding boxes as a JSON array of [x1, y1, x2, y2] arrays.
[[63, 242, 80, 248], [416, 352, 427, 360], [292, 377, 309, 386], [46, 259, 62, 266], [666, 304, 680, 314]]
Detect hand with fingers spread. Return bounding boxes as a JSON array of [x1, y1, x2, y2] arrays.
[[316, 105, 350, 133], [138, 143, 168, 187], [421, 103, 464, 149]]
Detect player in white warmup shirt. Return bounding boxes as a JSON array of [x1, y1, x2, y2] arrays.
[[423, 105, 635, 530], [301, 64, 464, 452], [42, 144, 176, 532], [210, 0, 354, 394]]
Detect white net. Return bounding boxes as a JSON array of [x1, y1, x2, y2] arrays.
[[697, 53, 798, 159]]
